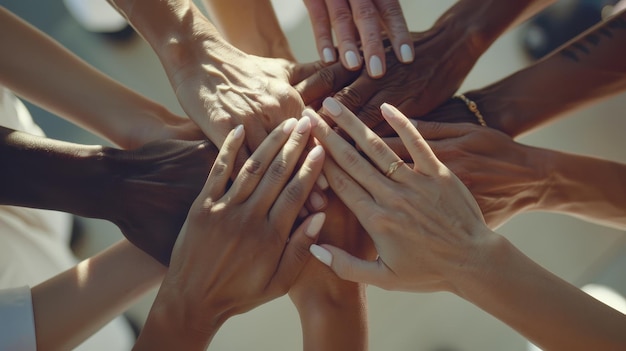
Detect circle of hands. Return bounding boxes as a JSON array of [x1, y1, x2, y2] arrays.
[[124, 14, 524, 349]]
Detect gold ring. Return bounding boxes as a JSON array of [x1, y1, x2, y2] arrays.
[[385, 160, 404, 178]]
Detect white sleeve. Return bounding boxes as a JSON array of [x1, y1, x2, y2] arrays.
[[0, 286, 37, 351]]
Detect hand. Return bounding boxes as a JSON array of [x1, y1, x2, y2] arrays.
[[384, 121, 547, 229], [307, 98, 492, 293], [105, 139, 217, 266], [331, 30, 480, 134], [135, 118, 326, 349], [303, 0, 413, 78]]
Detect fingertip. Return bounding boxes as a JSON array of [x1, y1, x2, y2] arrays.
[[322, 47, 336, 63], [368, 55, 384, 78], [309, 244, 332, 266], [344, 50, 361, 70], [304, 212, 326, 238], [399, 43, 414, 63], [323, 97, 343, 117], [233, 124, 244, 139]]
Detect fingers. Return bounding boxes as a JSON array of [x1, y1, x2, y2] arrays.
[[326, 0, 362, 71], [415, 120, 473, 140], [309, 244, 390, 288], [349, 0, 385, 77], [198, 125, 245, 201], [249, 116, 313, 210], [322, 97, 409, 180], [272, 212, 326, 288], [293, 61, 360, 107], [380, 103, 440, 175], [304, 0, 336, 63], [269, 143, 325, 235], [227, 119, 296, 203], [333, 77, 381, 128], [374, 0, 413, 64]]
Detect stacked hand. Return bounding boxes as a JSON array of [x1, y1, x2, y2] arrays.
[[307, 98, 494, 293]]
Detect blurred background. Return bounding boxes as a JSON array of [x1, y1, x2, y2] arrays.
[[1, 0, 625, 350]]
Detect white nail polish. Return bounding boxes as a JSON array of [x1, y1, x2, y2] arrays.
[[316, 173, 329, 190], [323, 97, 342, 116], [310, 244, 332, 266], [369, 55, 383, 77], [283, 118, 297, 134], [322, 47, 335, 63], [400, 44, 413, 63], [295, 116, 311, 134], [345, 50, 359, 69], [305, 213, 326, 238], [307, 145, 324, 161], [233, 124, 244, 139]]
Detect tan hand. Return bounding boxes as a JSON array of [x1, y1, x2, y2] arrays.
[[307, 98, 492, 293]]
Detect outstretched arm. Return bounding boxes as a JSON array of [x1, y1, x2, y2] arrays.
[[0, 125, 218, 264], [32, 240, 164, 351], [0, 7, 200, 149], [427, 8, 626, 137]]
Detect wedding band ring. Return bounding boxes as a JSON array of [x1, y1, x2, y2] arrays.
[[385, 160, 404, 178]]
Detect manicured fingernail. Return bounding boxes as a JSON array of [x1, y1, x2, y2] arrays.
[[400, 44, 413, 63], [233, 124, 244, 139], [316, 173, 329, 189], [295, 116, 311, 134], [380, 103, 398, 119], [302, 108, 318, 125], [310, 244, 332, 266], [283, 118, 297, 133], [323, 97, 342, 117], [345, 50, 359, 69], [322, 47, 335, 63], [308, 191, 326, 211], [305, 213, 326, 238], [307, 145, 324, 161], [369, 55, 383, 77]]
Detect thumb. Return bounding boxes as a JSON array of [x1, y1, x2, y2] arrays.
[[309, 244, 388, 287]]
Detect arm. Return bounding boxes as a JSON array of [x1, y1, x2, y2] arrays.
[[389, 121, 626, 230], [443, 9, 626, 137], [329, 0, 557, 132], [32, 240, 165, 351], [307, 98, 626, 350], [202, 0, 295, 60], [134, 119, 325, 350], [0, 125, 218, 264], [0, 7, 200, 149]]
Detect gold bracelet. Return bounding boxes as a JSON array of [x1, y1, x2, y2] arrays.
[[454, 94, 487, 127]]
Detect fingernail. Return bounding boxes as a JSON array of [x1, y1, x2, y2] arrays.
[[310, 244, 332, 265], [400, 44, 413, 63], [323, 97, 342, 117], [233, 124, 244, 139], [295, 116, 311, 134], [322, 47, 335, 63], [369, 55, 383, 77], [316, 173, 329, 189], [307, 144, 324, 161], [380, 103, 398, 119], [345, 50, 359, 69], [305, 213, 326, 238], [283, 118, 297, 134], [308, 191, 325, 210]]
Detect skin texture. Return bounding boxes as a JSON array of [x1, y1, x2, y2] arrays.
[[424, 8, 626, 138], [308, 98, 626, 350], [303, 0, 413, 78], [0, 126, 217, 265], [108, 0, 354, 169], [311, 0, 558, 133], [133, 121, 326, 350], [0, 7, 201, 149]]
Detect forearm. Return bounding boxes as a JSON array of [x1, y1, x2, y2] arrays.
[[202, 0, 294, 60], [0, 126, 115, 219], [0, 7, 184, 149], [470, 9, 626, 137], [434, 0, 557, 60], [537, 149, 626, 230], [291, 280, 368, 351], [32, 240, 165, 351], [456, 233, 626, 350]]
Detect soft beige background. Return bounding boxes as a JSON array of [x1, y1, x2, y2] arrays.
[[2, 0, 625, 350]]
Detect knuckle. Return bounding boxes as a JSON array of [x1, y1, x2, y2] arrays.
[[336, 87, 362, 109], [368, 135, 388, 158], [210, 160, 229, 178], [318, 67, 337, 90], [332, 7, 354, 25], [283, 182, 305, 205], [267, 159, 290, 183], [341, 148, 361, 168], [353, 4, 377, 21], [379, 3, 404, 23], [330, 171, 352, 194], [359, 105, 384, 128], [243, 159, 264, 177]]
